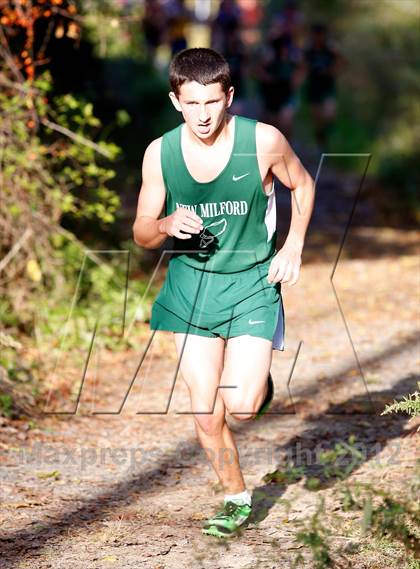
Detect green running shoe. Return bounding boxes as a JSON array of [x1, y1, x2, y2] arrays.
[[202, 500, 252, 538], [254, 372, 274, 421]]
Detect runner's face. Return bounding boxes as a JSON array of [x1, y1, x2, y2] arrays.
[[170, 81, 234, 139]]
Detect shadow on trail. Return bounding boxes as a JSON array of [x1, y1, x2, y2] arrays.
[[1, 344, 417, 566], [248, 372, 417, 526], [282, 329, 419, 415]]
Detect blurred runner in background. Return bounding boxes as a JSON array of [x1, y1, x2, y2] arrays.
[[269, 0, 305, 49], [256, 32, 304, 139], [166, 0, 192, 55], [211, 0, 246, 115], [304, 23, 345, 148], [223, 22, 247, 114], [142, 0, 167, 64], [237, 0, 263, 48], [211, 0, 242, 53]]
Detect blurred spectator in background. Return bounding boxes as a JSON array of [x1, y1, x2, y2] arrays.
[[257, 32, 304, 138], [142, 0, 167, 63], [166, 0, 192, 55], [224, 21, 247, 114], [211, 0, 241, 52], [304, 23, 345, 147], [211, 0, 246, 114], [237, 0, 263, 48], [268, 0, 305, 49]]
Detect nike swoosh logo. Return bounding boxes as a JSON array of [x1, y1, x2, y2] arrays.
[[249, 319, 265, 325], [233, 173, 250, 182]]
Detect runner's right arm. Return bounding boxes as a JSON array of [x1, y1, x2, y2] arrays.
[[132, 138, 204, 249]]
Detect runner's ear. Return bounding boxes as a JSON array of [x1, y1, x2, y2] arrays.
[[169, 91, 182, 112], [226, 86, 235, 108]]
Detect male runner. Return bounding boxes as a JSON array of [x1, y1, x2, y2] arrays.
[[257, 32, 305, 139], [133, 48, 315, 538], [304, 23, 344, 147]]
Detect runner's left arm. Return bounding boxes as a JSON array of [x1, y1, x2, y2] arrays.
[[258, 123, 315, 254]]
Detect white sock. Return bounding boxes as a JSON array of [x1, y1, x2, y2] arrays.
[[224, 489, 252, 507]]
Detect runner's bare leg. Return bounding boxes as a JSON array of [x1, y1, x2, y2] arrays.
[[173, 333, 246, 494], [221, 335, 273, 419]]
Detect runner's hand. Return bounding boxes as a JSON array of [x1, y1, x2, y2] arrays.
[[267, 244, 302, 286], [159, 207, 204, 240]]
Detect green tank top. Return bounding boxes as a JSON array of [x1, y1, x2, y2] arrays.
[[160, 114, 277, 273]]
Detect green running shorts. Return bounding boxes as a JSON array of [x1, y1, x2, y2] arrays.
[[150, 254, 285, 350]]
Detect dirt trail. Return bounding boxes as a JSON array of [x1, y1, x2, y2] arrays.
[[1, 155, 419, 568]]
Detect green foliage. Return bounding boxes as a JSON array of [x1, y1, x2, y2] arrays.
[[0, 67, 125, 329], [262, 442, 419, 566], [305, 477, 322, 491], [34, 246, 153, 353], [81, 0, 146, 59], [317, 435, 365, 481], [0, 394, 14, 418], [292, 2, 420, 224], [381, 383, 420, 428], [292, 497, 333, 569], [289, 478, 420, 567], [0, 62, 141, 400], [340, 482, 420, 557], [262, 464, 305, 485], [339, 13, 419, 223], [36, 77, 121, 224], [340, 485, 359, 512]]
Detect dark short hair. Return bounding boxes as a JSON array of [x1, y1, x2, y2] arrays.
[[169, 48, 231, 96]]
